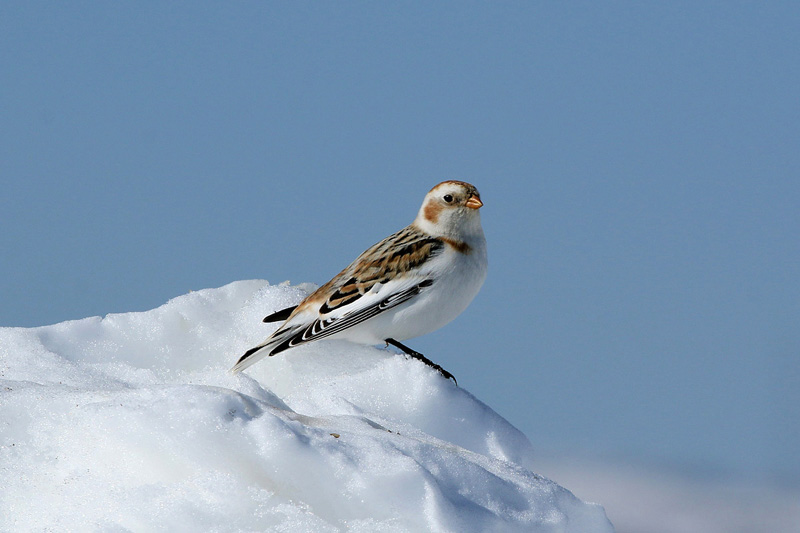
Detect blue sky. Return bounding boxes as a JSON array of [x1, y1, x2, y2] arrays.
[[2, 2, 798, 480]]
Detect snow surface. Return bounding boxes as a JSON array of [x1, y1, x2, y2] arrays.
[[0, 280, 613, 532]]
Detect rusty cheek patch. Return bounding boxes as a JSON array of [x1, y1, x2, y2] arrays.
[[424, 201, 443, 224]]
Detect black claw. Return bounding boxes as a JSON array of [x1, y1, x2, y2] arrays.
[[385, 338, 458, 386]]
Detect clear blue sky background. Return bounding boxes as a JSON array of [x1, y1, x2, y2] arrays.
[[2, 2, 798, 481]]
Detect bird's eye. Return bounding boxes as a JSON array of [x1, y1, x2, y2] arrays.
[[443, 194, 453, 203]]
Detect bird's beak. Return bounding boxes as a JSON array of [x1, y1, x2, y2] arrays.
[[465, 195, 483, 209]]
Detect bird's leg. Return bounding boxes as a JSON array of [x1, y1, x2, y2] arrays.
[[385, 338, 457, 386]]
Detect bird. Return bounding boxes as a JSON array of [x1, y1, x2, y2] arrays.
[[230, 180, 487, 384]]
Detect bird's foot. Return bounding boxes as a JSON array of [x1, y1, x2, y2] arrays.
[[385, 338, 458, 386]]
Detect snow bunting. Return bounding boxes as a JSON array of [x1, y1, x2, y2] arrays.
[[231, 180, 487, 383]]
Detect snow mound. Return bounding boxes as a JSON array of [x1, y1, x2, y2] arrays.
[[0, 280, 613, 532]]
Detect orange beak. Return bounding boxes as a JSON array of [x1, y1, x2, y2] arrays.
[[465, 195, 483, 209]]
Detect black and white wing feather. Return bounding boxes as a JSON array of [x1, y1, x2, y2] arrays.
[[230, 226, 444, 374]]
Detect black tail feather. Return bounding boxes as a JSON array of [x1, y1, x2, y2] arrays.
[[263, 305, 297, 323]]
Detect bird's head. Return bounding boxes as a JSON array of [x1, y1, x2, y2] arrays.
[[414, 180, 484, 239]]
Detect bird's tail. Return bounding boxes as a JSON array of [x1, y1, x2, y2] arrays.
[[230, 324, 303, 374], [229, 341, 274, 374]]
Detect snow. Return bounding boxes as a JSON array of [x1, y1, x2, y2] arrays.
[[0, 280, 613, 532]]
